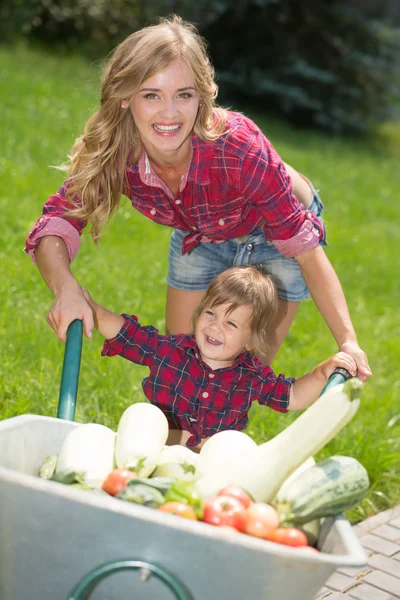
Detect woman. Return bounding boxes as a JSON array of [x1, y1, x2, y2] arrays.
[[25, 15, 371, 378]]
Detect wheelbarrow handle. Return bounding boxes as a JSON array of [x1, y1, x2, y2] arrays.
[[321, 367, 352, 396], [67, 559, 193, 600], [57, 319, 83, 421]]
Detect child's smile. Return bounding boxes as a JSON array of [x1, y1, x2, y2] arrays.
[[195, 303, 253, 370]]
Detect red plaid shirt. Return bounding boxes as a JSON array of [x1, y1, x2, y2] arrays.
[[102, 314, 294, 447], [25, 111, 324, 263]]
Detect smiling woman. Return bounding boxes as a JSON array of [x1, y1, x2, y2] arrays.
[[25, 14, 371, 380]]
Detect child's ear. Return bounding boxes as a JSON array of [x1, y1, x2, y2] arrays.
[[245, 338, 254, 352]]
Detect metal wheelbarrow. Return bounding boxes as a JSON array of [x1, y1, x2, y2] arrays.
[[0, 320, 367, 600]]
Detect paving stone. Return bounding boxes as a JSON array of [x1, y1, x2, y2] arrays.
[[337, 564, 372, 578], [325, 571, 355, 592], [314, 588, 335, 599], [391, 517, 400, 530], [363, 570, 400, 597], [392, 551, 400, 563], [373, 524, 400, 542], [368, 553, 400, 577], [355, 510, 397, 535], [361, 534, 400, 557], [348, 583, 394, 600]]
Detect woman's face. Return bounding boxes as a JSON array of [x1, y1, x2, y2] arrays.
[[128, 59, 201, 159]]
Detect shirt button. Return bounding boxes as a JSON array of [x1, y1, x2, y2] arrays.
[[195, 353, 199, 359], [150, 208, 156, 215], [202, 392, 209, 398], [218, 219, 225, 226], [208, 373, 215, 378], [175, 199, 181, 205]]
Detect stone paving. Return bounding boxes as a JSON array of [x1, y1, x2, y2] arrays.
[[315, 505, 400, 600]]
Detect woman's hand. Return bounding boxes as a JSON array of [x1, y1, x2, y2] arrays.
[[316, 351, 358, 382], [46, 286, 94, 342], [339, 340, 372, 382]]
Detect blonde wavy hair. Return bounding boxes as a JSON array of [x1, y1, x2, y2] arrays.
[[192, 266, 278, 362], [62, 15, 227, 241]]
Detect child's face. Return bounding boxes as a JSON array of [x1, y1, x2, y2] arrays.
[[194, 303, 253, 370]]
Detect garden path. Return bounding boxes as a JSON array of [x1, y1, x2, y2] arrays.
[[315, 505, 400, 600]]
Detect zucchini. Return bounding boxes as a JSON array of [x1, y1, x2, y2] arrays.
[[275, 455, 369, 525], [197, 378, 363, 501]]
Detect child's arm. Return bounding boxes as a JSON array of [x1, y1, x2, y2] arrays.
[[81, 288, 124, 340], [288, 352, 358, 411]]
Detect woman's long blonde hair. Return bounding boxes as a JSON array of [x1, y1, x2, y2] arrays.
[[63, 15, 227, 241]]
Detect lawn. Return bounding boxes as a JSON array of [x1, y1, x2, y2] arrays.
[[0, 44, 399, 523]]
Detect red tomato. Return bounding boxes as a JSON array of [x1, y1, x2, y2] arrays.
[[159, 502, 197, 520], [102, 469, 138, 496], [266, 528, 308, 547], [244, 503, 280, 539], [217, 485, 253, 509], [202, 495, 247, 532]]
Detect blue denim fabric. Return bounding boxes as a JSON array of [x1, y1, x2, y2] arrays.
[[167, 186, 326, 302]]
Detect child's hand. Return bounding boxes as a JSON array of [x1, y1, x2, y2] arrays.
[[80, 287, 96, 311], [317, 352, 358, 381]]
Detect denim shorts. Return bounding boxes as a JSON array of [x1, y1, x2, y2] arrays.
[[167, 184, 327, 302]]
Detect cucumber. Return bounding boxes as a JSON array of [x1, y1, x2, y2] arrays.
[[274, 455, 369, 525]]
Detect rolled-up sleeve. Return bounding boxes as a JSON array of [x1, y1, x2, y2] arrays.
[[241, 128, 325, 257], [255, 366, 295, 413], [24, 179, 87, 264]]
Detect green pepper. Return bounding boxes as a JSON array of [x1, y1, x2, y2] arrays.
[[117, 483, 165, 508], [51, 471, 87, 485], [164, 481, 204, 519], [39, 455, 58, 479], [126, 476, 176, 495]]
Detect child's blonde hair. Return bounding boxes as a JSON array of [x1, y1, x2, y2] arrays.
[[192, 266, 278, 361], [63, 15, 227, 241]]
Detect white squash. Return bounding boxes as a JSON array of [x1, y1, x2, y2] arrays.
[[115, 403, 169, 476], [197, 379, 363, 502], [56, 423, 116, 488], [279, 456, 316, 490], [153, 445, 203, 481], [199, 430, 258, 474]]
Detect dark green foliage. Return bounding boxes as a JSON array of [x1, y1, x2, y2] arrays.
[[1, 0, 399, 132]]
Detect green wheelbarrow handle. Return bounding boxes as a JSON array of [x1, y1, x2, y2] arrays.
[[57, 319, 83, 421], [67, 559, 193, 600], [321, 366, 352, 395]]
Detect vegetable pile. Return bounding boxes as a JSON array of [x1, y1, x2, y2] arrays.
[[38, 379, 369, 551]]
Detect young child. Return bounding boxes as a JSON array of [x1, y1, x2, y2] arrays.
[[83, 266, 357, 449]]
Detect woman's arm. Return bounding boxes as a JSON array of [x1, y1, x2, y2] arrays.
[[35, 236, 94, 341], [295, 245, 371, 380]]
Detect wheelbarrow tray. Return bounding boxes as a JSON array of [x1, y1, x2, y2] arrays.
[[0, 413, 367, 600]]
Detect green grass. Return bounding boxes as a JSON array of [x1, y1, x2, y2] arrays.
[[1, 44, 399, 523]]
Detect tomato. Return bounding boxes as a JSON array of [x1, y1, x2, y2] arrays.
[[202, 495, 247, 531], [244, 503, 280, 539], [159, 502, 197, 520], [102, 469, 138, 496], [297, 546, 320, 554], [266, 528, 308, 547], [217, 484, 253, 509]]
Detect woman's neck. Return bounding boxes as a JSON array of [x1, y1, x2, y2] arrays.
[[144, 138, 192, 171]]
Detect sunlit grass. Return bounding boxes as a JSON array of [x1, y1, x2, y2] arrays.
[[0, 44, 399, 522]]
